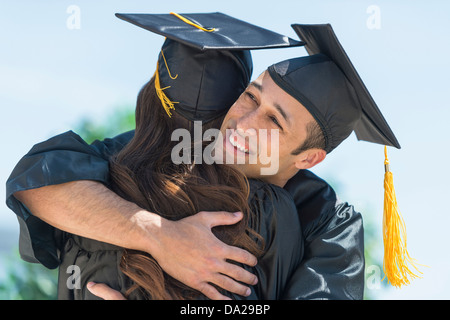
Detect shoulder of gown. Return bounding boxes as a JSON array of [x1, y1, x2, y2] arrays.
[[282, 169, 365, 300], [5, 130, 133, 269]]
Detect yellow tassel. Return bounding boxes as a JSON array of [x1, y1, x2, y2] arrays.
[[170, 12, 216, 32], [383, 146, 421, 287], [160, 48, 178, 80], [154, 61, 178, 118]]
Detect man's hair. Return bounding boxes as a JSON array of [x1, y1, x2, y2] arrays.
[[291, 120, 326, 155]]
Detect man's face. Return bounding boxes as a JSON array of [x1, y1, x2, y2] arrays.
[[218, 71, 321, 186]]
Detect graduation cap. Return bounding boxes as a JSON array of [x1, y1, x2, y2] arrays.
[[115, 12, 303, 122], [268, 24, 421, 287], [268, 24, 400, 153]]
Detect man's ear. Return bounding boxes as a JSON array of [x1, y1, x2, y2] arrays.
[[294, 149, 326, 170]]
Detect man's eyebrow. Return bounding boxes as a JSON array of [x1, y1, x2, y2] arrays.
[[249, 81, 262, 92]]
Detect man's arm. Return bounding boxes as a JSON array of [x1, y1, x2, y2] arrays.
[[14, 181, 257, 299], [6, 131, 115, 268], [7, 131, 257, 299], [14, 181, 155, 252]]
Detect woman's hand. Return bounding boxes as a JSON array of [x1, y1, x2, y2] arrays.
[[87, 282, 126, 300]]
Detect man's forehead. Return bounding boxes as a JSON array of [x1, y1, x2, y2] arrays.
[[248, 72, 265, 90]]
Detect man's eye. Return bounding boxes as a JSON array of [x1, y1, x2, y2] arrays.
[[269, 116, 283, 130], [245, 92, 257, 103]]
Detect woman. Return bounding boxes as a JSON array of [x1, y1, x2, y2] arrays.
[[57, 39, 303, 300]]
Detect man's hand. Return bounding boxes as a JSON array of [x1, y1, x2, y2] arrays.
[[149, 211, 258, 300]]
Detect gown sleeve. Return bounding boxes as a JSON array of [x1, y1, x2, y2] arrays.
[[57, 233, 131, 300], [5, 130, 133, 268], [282, 169, 365, 300]]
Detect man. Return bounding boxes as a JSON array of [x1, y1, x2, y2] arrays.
[[7, 21, 397, 299]]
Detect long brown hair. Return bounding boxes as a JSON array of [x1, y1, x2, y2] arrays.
[[109, 76, 263, 300]]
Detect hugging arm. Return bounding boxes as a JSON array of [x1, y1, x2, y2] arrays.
[[6, 130, 118, 268], [6, 131, 257, 299]]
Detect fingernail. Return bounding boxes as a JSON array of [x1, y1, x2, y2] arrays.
[[87, 282, 95, 288], [245, 288, 251, 296], [233, 211, 242, 217], [253, 277, 258, 285]]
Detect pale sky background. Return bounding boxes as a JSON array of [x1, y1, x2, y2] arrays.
[[1, 0, 449, 299]]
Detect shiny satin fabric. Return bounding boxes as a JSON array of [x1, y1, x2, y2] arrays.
[[5, 130, 364, 299], [5, 131, 131, 269], [283, 170, 365, 299]]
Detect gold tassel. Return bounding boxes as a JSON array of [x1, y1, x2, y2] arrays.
[[154, 60, 178, 118], [170, 12, 216, 32], [383, 146, 421, 287]]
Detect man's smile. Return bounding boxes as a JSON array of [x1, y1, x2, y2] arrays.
[[229, 132, 250, 154], [221, 126, 262, 159]]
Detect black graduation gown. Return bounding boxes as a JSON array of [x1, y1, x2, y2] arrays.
[[5, 130, 365, 299], [56, 179, 302, 300]]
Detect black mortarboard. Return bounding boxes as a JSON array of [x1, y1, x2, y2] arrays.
[[268, 23, 401, 153], [116, 12, 303, 122]]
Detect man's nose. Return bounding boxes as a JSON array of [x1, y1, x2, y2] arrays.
[[236, 109, 259, 134]]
